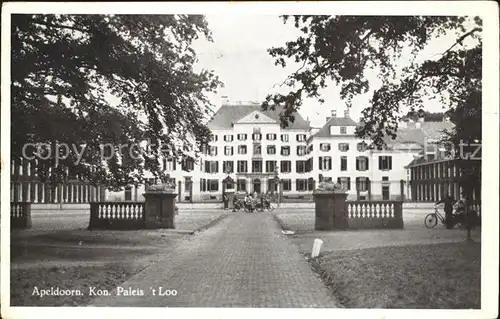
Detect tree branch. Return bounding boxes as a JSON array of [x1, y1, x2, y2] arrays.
[[441, 27, 482, 57], [33, 21, 89, 34]]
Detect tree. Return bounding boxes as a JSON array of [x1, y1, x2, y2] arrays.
[[264, 16, 482, 240], [404, 110, 446, 122], [11, 14, 222, 190]]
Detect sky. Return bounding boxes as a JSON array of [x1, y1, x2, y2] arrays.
[[191, 15, 479, 128]]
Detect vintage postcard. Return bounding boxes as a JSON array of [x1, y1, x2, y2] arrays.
[[1, 2, 498, 319]]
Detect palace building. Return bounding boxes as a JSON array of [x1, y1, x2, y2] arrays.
[[11, 102, 456, 204]]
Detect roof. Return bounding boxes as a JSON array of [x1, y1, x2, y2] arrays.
[[207, 104, 311, 130], [313, 116, 358, 138], [384, 121, 455, 145]]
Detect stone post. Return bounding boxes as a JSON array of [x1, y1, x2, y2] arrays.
[[225, 189, 235, 210], [313, 187, 349, 230], [400, 179, 405, 201], [143, 189, 177, 229]]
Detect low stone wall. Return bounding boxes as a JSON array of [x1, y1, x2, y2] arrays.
[[11, 202, 32, 229], [88, 202, 145, 230], [346, 201, 404, 229]]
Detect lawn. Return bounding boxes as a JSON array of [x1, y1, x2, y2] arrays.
[[9, 211, 228, 306], [310, 242, 481, 309]]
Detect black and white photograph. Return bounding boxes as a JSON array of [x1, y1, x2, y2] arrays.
[[1, 2, 498, 319]]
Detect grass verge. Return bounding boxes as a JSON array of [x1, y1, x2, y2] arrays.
[[309, 242, 481, 309], [11, 262, 144, 306]]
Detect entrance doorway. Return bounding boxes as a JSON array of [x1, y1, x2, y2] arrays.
[[253, 179, 261, 194], [382, 186, 390, 200]]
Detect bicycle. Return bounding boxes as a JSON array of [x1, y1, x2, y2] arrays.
[[424, 206, 465, 229]]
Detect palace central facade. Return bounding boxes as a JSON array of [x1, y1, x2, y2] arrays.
[[105, 102, 453, 202]]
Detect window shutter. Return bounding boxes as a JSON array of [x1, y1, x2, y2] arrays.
[[347, 177, 351, 190], [173, 160, 176, 170], [356, 158, 359, 170], [319, 158, 323, 170], [389, 157, 392, 170], [216, 161, 219, 173], [366, 157, 369, 170], [379, 156, 382, 169], [337, 177, 341, 184], [355, 177, 359, 190]]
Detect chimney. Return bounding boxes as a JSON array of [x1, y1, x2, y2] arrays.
[[331, 109, 337, 118], [344, 109, 350, 118], [221, 96, 229, 105], [326, 116, 331, 123], [418, 117, 425, 123], [415, 122, 421, 129]]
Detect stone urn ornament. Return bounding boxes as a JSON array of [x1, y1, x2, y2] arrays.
[[316, 180, 345, 192], [148, 174, 176, 192]]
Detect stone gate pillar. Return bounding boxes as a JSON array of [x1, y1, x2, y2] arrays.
[[313, 185, 349, 230], [143, 188, 177, 229]]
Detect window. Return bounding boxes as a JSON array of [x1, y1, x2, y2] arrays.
[[296, 161, 307, 173], [252, 160, 262, 173], [224, 146, 233, 156], [237, 134, 247, 141], [237, 160, 248, 173], [296, 179, 308, 191], [320, 143, 331, 152], [252, 133, 262, 141], [337, 177, 351, 190], [266, 133, 277, 140], [379, 156, 393, 170], [200, 178, 206, 192], [297, 145, 307, 156], [340, 156, 347, 171], [307, 145, 313, 154], [237, 179, 246, 192], [280, 160, 291, 173], [319, 156, 332, 171], [340, 127, 347, 134], [201, 144, 208, 155], [124, 187, 132, 201], [207, 179, 219, 192], [305, 158, 313, 172], [281, 134, 289, 142], [357, 142, 368, 152], [184, 177, 192, 192], [210, 134, 218, 142], [356, 156, 369, 171], [204, 161, 219, 173], [238, 145, 247, 154], [356, 177, 369, 191], [182, 158, 194, 171], [253, 144, 261, 155], [338, 143, 349, 152], [382, 176, 389, 181], [281, 146, 290, 156], [296, 134, 307, 142], [164, 158, 176, 171], [267, 145, 276, 155], [282, 179, 292, 191], [209, 146, 217, 156], [223, 161, 234, 173], [265, 160, 277, 173], [224, 135, 233, 142]]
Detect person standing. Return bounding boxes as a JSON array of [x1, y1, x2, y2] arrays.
[[436, 193, 455, 229]]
